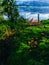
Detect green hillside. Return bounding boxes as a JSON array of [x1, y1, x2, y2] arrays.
[[0, 0, 49, 65]]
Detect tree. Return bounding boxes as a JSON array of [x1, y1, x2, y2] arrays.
[[2, 0, 19, 22], [0, 0, 4, 21]]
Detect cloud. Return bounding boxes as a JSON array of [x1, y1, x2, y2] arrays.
[[16, 0, 31, 1], [16, 0, 49, 2], [19, 12, 49, 20]]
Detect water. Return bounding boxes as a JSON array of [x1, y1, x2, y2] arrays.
[[17, 6, 49, 20]]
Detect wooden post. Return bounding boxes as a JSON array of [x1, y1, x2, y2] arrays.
[[38, 13, 39, 22]]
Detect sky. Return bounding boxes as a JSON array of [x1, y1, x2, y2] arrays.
[[19, 12, 49, 20], [16, 0, 49, 2], [16, 0, 49, 20]]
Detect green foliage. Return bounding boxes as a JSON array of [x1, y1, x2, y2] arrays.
[[38, 37, 47, 49], [17, 42, 30, 53], [0, 0, 49, 65], [0, 23, 10, 40], [41, 19, 49, 24], [2, 0, 19, 22], [0, 18, 49, 65]]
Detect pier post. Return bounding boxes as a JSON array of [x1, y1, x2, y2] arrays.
[[38, 13, 39, 22]]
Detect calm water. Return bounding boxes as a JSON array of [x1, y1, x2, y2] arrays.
[[17, 6, 49, 20]]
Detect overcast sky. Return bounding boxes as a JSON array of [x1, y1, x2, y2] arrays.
[[16, 0, 49, 2]]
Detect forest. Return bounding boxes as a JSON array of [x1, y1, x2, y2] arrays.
[[0, 0, 49, 65]]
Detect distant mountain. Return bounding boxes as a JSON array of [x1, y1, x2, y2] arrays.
[[17, 1, 49, 6]]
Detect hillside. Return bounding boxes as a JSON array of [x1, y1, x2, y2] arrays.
[[0, 17, 49, 65]]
